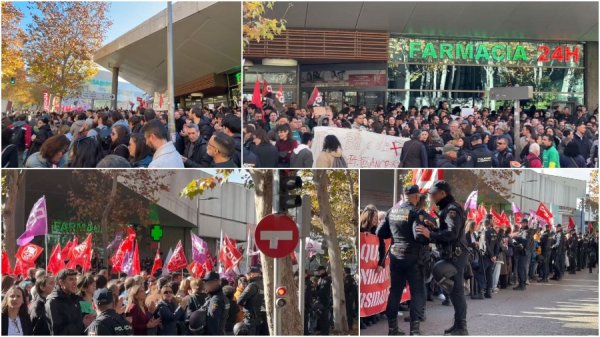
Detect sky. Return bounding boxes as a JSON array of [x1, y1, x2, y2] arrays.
[[534, 168, 594, 182], [13, 1, 168, 45]]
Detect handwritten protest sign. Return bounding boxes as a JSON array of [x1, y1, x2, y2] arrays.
[[310, 127, 409, 168]]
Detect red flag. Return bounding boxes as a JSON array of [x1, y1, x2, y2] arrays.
[[68, 234, 92, 271], [536, 202, 553, 225], [514, 212, 523, 225], [188, 261, 205, 279], [16, 243, 43, 266], [111, 228, 136, 272], [13, 259, 29, 278], [291, 251, 298, 265], [500, 211, 510, 228], [276, 84, 285, 104], [412, 169, 444, 194], [204, 251, 214, 272], [306, 86, 321, 106], [2, 251, 13, 275], [150, 249, 162, 276], [167, 241, 188, 272], [132, 242, 141, 275], [490, 209, 503, 227], [467, 208, 476, 220], [401, 284, 411, 303], [262, 80, 272, 97], [588, 222, 594, 233], [47, 244, 65, 275], [251, 79, 263, 110], [219, 235, 243, 272], [568, 217, 575, 231]]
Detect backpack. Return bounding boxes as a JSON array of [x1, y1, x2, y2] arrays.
[[333, 156, 347, 168], [11, 125, 26, 150]]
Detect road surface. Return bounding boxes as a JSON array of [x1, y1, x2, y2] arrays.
[[362, 268, 598, 335]]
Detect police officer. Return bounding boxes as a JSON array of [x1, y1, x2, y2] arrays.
[[315, 266, 332, 335], [469, 133, 493, 168], [511, 218, 531, 290], [539, 225, 552, 282], [551, 224, 566, 280], [87, 288, 133, 336], [567, 231, 578, 274], [480, 217, 499, 298], [202, 271, 226, 335], [236, 267, 265, 335], [415, 181, 468, 335], [343, 267, 358, 330], [376, 184, 428, 335]]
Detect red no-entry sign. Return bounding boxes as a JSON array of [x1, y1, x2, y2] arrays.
[[255, 214, 299, 258]]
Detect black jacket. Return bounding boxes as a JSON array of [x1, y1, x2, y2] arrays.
[[29, 295, 50, 335], [540, 231, 551, 256], [86, 309, 133, 335], [471, 144, 493, 168], [45, 287, 86, 335], [2, 310, 33, 336], [237, 278, 264, 322], [492, 149, 514, 168], [315, 276, 332, 309], [253, 143, 279, 168], [28, 124, 53, 157], [183, 138, 212, 168], [203, 288, 226, 335], [430, 195, 468, 256], [155, 300, 185, 335]]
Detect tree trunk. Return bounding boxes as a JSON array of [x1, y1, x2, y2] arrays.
[[249, 170, 303, 336], [313, 170, 348, 333], [100, 175, 119, 261], [344, 170, 359, 265], [2, 170, 25, 264], [403, 63, 411, 108]]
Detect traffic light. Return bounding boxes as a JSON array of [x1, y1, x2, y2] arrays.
[[279, 171, 302, 210], [275, 286, 287, 308], [9, 77, 16, 85]]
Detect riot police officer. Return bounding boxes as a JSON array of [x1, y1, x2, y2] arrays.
[[415, 181, 469, 335], [551, 224, 566, 280], [480, 217, 499, 298], [87, 288, 133, 336], [202, 271, 226, 335], [315, 266, 332, 335], [511, 218, 531, 290], [539, 225, 552, 282], [236, 267, 265, 335], [469, 133, 493, 168], [376, 185, 428, 335]]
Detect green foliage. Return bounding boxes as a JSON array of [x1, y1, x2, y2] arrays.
[[243, 1, 287, 50]]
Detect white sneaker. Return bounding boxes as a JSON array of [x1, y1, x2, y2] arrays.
[[492, 288, 499, 294], [438, 294, 446, 301]]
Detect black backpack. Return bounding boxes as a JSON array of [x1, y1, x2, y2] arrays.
[[11, 125, 26, 150], [95, 127, 112, 152]]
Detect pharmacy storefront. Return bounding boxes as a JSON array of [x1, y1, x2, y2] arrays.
[[388, 37, 585, 110]]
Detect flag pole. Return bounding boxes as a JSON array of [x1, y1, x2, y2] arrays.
[[45, 235, 48, 272], [245, 224, 251, 273], [218, 228, 223, 272]]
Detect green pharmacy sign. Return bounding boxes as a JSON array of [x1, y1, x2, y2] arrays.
[[392, 38, 584, 67], [51, 220, 102, 234]]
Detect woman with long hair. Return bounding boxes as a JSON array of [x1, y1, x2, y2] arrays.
[[29, 275, 54, 335], [275, 124, 298, 167], [1, 286, 32, 335], [126, 284, 161, 335], [25, 135, 69, 168], [69, 136, 104, 167], [129, 133, 153, 168], [77, 275, 96, 317], [360, 204, 379, 234], [315, 134, 346, 168], [109, 124, 130, 159]]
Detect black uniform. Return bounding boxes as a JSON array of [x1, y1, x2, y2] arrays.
[[30, 295, 51, 335], [429, 194, 468, 329], [471, 144, 493, 168], [237, 277, 264, 335], [376, 200, 428, 332], [344, 274, 358, 330], [513, 227, 531, 289], [481, 225, 500, 296], [551, 231, 565, 279], [203, 287, 226, 336], [588, 237, 598, 273], [567, 234, 578, 274], [540, 230, 551, 281], [87, 309, 133, 336], [315, 275, 332, 335]]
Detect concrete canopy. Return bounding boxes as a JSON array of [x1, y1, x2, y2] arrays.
[[94, 1, 241, 95], [267, 1, 598, 42]]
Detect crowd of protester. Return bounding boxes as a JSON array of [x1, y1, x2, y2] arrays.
[[242, 100, 518, 168], [359, 203, 599, 331], [2, 106, 242, 168], [1, 259, 357, 336], [518, 104, 598, 168]]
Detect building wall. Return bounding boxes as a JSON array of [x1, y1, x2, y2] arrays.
[[584, 41, 598, 109]]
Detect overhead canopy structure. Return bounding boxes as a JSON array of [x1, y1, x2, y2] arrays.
[[94, 1, 241, 95], [266, 1, 598, 42]]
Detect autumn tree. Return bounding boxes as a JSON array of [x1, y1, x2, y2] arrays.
[[23, 2, 111, 111], [1, 170, 26, 264], [586, 170, 598, 227], [66, 170, 171, 259], [243, 1, 288, 50]]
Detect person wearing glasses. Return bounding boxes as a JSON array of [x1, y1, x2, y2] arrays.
[[492, 136, 514, 168], [1, 286, 32, 336], [154, 284, 188, 335]]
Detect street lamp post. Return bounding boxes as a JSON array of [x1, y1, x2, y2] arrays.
[[520, 179, 537, 212]]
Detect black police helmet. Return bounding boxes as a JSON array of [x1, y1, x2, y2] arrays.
[[432, 260, 457, 293]]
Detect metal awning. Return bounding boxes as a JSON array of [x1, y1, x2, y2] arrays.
[[266, 2, 598, 42], [94, 1, 240, 94]]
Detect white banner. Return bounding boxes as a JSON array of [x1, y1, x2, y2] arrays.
[[310, 126, 409, 168], [153, 91, 169, 111]]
